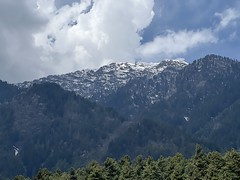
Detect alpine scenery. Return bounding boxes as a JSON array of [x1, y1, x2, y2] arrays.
[[1, 0, 240, 179]]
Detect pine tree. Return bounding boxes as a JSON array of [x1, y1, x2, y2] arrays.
[[34, 168, 51, 180], [185, 145, 207, 180], [132, 155, 144, 179], [141, 156, 160, 180], [86, 161, 105, 180], [170, 153, 186, 180], [221, 150, 240, 180], [118, 155, 134, 180], [205, 151, 225, 179], [104, 157, 120, 180], [69, 167, 77, 180], [14, 175, 30, 180]]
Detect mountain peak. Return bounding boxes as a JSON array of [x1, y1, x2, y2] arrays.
[[191, 54, 239, 74], [162, 58, 188, 64], [157, 58, 188, 69], [17, 55, 240, 107], [198, 54, 237, 63], [17, 59, 188, 102]]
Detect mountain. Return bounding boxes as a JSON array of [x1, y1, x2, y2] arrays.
[[17, 59, 188, 118], [2, 54, 240, 178], [0, 82, 197, 178], [15, 55, 240, 151], [104, 53, 240, 158], [0, 80, 20, 103], [16, 54, 240, 150], [17, 59, 188, 103], [103, 60, 186, 118], [144, 55, 240, 150], [107, 118, 198, 159], [0, 83, 124, 177]]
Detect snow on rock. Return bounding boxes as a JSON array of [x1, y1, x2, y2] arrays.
[[17, 59, 188, 102], [184, 116, 190, 122]]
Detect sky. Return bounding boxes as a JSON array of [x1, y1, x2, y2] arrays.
[[0, 0, 240, 83]]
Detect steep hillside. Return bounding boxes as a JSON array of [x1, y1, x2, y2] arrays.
[[15, 55, 240, 151], [0, 82, 198, 179], [17, 59, 188, 103], [2, 54, 240, 178], [0, 83, 124, 177], [145, 55, 240, 150], [103, 61, 183, 118], [107, 118, 198, 159]]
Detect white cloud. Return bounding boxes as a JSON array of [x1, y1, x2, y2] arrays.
[[34, 0, 155, 77], [138, 29, 217, 59], [0, 0, 47, 83], [2, 1, 239, 83], [215, 8, 240, 31], [36, 0, 56, 17], [0, 0, 154, 83]]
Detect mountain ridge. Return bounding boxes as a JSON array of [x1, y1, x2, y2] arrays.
[[1, 54, 240, 178], [16, 54, 240, 119], [17, 59, 188, 102]]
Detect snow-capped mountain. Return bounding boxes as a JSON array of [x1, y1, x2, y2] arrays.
[[17, 59, 188, 102], [17, 55, 240, 120], [2, 54, 240, 178]]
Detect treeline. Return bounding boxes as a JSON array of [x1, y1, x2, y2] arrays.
[[14, 145, 240, 180]]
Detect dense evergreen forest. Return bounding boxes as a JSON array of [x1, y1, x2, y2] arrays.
[[1, 55, 240, 179], [14, 145, 240, 180]]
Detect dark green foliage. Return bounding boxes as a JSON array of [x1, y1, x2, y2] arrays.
[[132, 155, 144, 179], [108, 118, 196, 159], [2, 55, 240, 178], [202, 99, 240, 151], [0, 83, 124, 178], [14, 175, 30, 180], [85, 161, 105, 180], [221, 150, 240, 179], [118, 155, 133, 179], [34, 168, 51, 180], [145, 55, 240, 151], [205, 151, 225, 179], [141, 156, 159, 180], [104, 158, 120, 180], [185, 145, 208, 179], [15, 147, 240, 179]]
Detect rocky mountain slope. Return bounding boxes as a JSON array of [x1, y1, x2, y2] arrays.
[[2, 54, 240, 178], [144, 55, 240, 149], [0, 83, 124, 177], [16, 54, 240, 144], [17, 59, 188, 103], [0, 82, 196, 178]]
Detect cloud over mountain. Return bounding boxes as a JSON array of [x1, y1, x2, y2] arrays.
[[34, 0, 155, 75], [0, 0, 240, 83], [138, 29, 217, 59], [0, 0, 154, 82]]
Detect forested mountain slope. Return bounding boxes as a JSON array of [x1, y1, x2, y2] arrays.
[[1, 54, 240, 178], [0, 83, 124, 178]]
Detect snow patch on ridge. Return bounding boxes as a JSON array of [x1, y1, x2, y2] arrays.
[[17, 59, 188, 102]]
